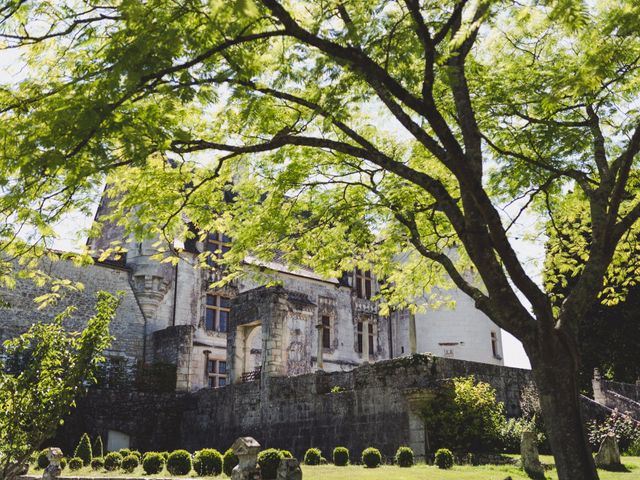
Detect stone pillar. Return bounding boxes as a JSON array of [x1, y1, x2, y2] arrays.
[[229, 325, 246, 384], [230, 437, 261, 480], [42, 448, 64, 480], [409, 312, 417, 354], [592, 368, 606, 404], [315, 323, 324, 371], [262, 299, 288, 378], [520, 431, 544, 480], [362, 319, 370, 362]]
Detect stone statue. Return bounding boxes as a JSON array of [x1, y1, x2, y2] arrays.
[[42, 448, 64, 480], [276, 458, 302, 480], [231, 437, 262, 480]]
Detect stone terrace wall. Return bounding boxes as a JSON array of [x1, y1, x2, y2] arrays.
[[56, 354, 532, 459], [604, 380, 640, 403], [0, 259, 146, 361]]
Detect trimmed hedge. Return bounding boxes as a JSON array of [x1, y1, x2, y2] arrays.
[[93, 436, 104, 459], [395, 446, 414, 467], [68, 457, 83, 471], [60, 458, 67, 470], [434, 448, 454, 469], [257, 449, 282, 480], [280, 450, 293, 459], [361, 447, 382, 468], [194, 449, 223, 476], [222, 449, 238, 477], [142, 452, 165, 475], [74, 433, 92, 466], [104, 452, 123, 471], [166, 450, 192, 476], [304, 448, 321, 466], [332, 447, 349, 466], [91, 458, 104, 470], [121, 455, 139, 473]]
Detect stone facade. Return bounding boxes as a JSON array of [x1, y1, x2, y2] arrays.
[[54, 354, 532, 459]]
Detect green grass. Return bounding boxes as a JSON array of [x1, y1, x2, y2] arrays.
[[29, 457, 640, 480]]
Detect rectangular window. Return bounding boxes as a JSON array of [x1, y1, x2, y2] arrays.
[[491, 332, 499, 358], [368, 323, 374, 354], [205, 294, 231, 332], [321, 315, 331, 349], [354, 269, 374, 299], [206, 357, 227, 388], [357, 322, 363, 353], [206, 232, 231, 267], [356, 321, 374, 356]]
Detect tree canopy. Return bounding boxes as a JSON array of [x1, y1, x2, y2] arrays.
[[2, 2, 640, 478]]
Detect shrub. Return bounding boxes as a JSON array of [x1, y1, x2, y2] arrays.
[[193, 449, 223, 476], [74, 433, 92, 466], [93, 436, 104, 459], [142, 452, 165, 475], [166, 450, 192, 476], [60, 458, 67, 470], [626, 437, 640, 456], [91, 458, 104, 470], [129, 450, 142, 460], [280, 450, 293, 459], [588, 409, 640, 452], [419, 377, 506, 453], [395, 446, 414, 467], [258, 449, 283, 480], [68, 457, 83, 471], [36, 449, 50, 469], [121, 454, 139, 473], [222, 449, 238, 477], [104, 452, 123, 471], [320, 457, 327, 464], [303, 448, 321, 465], [160, 451, 170, 461], [434, 448, 453, 469], [361, 448, 381, 468], [118, 448, 131, 457], [332, 447, 349, 466]]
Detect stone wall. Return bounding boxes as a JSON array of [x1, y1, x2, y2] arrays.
[[604, 380, 640, 403], [0, 259, 145, 362], [56, 354, 533, 459], [152, 325, 195, 391]]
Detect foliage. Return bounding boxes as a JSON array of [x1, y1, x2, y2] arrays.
[[304, 448, 322, 466], [92, 436, 104, 459], [193, 449, 223, 476], [280, 450, 293, 459], [104, 452, 123, 471], [142, 452, 165, 475], [166, 450, 192, 476], [121, 454, 139, 473], [0, 292, 118, 480], [90, 458, 104, 470], [59, 457, 67, 470], [395, 446, 414, 468], [332, 447, 349, 466], [68, 457, 82, 471], [118, 449, 131, 457], [434, 449, 454, 470], [160, 452, 169, 461], [36, 450, 49, 470], [74, 433, 92, 466], [626, 438, 640, 456], [588, 410, 640, 452], [361, 448, 382, 468], [129, 450, 141, 460], [257, 449, 283, 480], [222, 449, 238, 477], [330, 386, 345, 394], [419, 377, 506, 453]]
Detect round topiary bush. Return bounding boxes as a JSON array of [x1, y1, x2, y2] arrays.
[[222, 449, 238, 477], [160, 452, 169, 461], [104, 452, 123, 471], [74, 433, 93, 466], [129, 450, 142, 461], [304, 448, 321, 466], [332, 447, 349, 466], [434, 448, 454, 469], [118, 448, 131, 457], [68, 457, 83, 471], [280, 450, 293, 459], [257, 449, 283, 480], [193, 449, 223, 476], [60, 458, 67, 470], [91, 458, 104, 471], [395, 446, 414, 467], [361, 447, 382, 468], [142, 452, 165, 475], [121, 454, 139, 473], [37, 449, 50, 469], [166, 450, 192, 476]]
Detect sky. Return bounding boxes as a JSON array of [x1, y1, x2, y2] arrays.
[[0, 28, 534, 370]]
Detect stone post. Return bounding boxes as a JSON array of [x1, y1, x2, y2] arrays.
[[315, 323, 324, 371], [362, 319, 370, 362], [231, 437, 261, 480], [409, 312, 417, 355], [595, 434, 622, 470], [592, 368, 606, 404], [520, 431, 544, 480], [42, 448, 64, 480]]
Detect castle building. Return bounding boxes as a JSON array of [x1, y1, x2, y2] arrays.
[[0, 205, 504, 393]]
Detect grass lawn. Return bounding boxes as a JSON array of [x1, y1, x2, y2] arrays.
[[30, 457, 640, 480]]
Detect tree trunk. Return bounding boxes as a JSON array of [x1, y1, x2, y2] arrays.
[[528, 334, 599, 480]]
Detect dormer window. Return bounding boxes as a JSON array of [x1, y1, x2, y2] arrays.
[[354, 269, 373, 299]]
